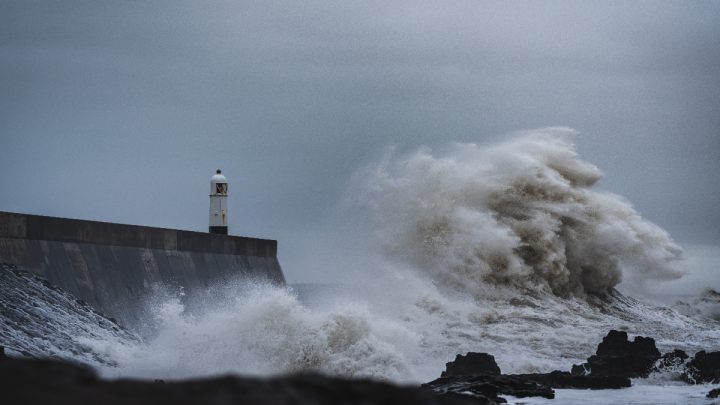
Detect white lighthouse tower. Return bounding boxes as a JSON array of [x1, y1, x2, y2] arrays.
[[209, 169, 228, 234]]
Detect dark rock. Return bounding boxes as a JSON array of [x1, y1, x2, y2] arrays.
[[574, 330, 661, 378], [426, 368, 630, 402], [570, 363, 589, 376], [429, 343, 634, 402], [512, 371, 631, 389], [441, 352, 501, 377], [708, 388, 720, 399], [684, 351, 720, 384], [424, 375, 554, 403], [0, 356, 475, 405], [654, 349, 688, 372], [423, 377, 503, 405]]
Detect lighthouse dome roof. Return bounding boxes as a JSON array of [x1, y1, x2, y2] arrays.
[[211, 169, 227, 183]]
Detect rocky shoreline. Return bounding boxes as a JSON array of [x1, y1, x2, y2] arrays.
[[1, 330, 718, 404], [424, 330, 720, 404]]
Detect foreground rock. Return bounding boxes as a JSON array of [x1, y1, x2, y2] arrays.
[[424, 346, 631, 402], [512, 371, 630, 389], [0, 356, 474, 405], [441, 353, 501, 377], [442, 346, 630, 389], [571, 330, 661, 378], [573, 331, 720, 384], [425, 375, 554, 404], [654, 349, 689, 373], [426, 352, 553, 403], [685, 350, 720, 384], [708, 387, 720, 399], [427, 329, 720, 403]]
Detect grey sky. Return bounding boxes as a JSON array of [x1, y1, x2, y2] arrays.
[[1, 1, 719, 281]]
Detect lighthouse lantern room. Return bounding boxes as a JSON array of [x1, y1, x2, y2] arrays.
[[209, 169, 228, 235]]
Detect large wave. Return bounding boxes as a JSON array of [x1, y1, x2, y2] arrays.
[[355, 127, 683, 297], [86, 128, 716, 383]]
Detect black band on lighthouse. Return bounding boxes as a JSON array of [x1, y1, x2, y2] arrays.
[[209, 226, 228, 235]]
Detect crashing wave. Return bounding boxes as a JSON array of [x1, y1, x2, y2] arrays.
[[354, 127, 682, 297]]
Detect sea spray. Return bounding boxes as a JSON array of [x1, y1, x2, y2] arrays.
[[94, 271, 716, 382], [88, 128, 717, 382], [353, 127, 683, 296], [99, 281, 414, 380]]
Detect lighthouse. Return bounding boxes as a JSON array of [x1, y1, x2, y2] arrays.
[[209, 169, 228, 234]]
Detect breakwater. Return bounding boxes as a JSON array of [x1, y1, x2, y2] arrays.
[[0, 211, 285, 327]]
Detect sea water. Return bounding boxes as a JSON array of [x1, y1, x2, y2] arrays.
[[7, 128, 719, 403]]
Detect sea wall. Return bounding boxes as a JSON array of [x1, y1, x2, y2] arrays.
[[0, 211, 285, 328]]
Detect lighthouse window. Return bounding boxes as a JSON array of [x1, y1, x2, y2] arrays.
[[216, 183, 227, 194]]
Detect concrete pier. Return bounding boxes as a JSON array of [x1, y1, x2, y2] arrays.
[[0, 211, 285, 327]]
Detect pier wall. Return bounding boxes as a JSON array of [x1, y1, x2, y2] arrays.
[[0, 211, 285, 327]]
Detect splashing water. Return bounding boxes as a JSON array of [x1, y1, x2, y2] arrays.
[[82, 128, 717, 383], [97, 281, 413, 380], [355, 127, 682, 297]]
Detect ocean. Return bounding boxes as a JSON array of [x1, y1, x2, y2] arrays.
[[2, 128, 719, 403]]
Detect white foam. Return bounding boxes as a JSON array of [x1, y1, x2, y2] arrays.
[[354, 127, 682, 296]]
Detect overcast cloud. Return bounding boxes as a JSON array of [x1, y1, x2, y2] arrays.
[[1, 1, 719, 282]]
